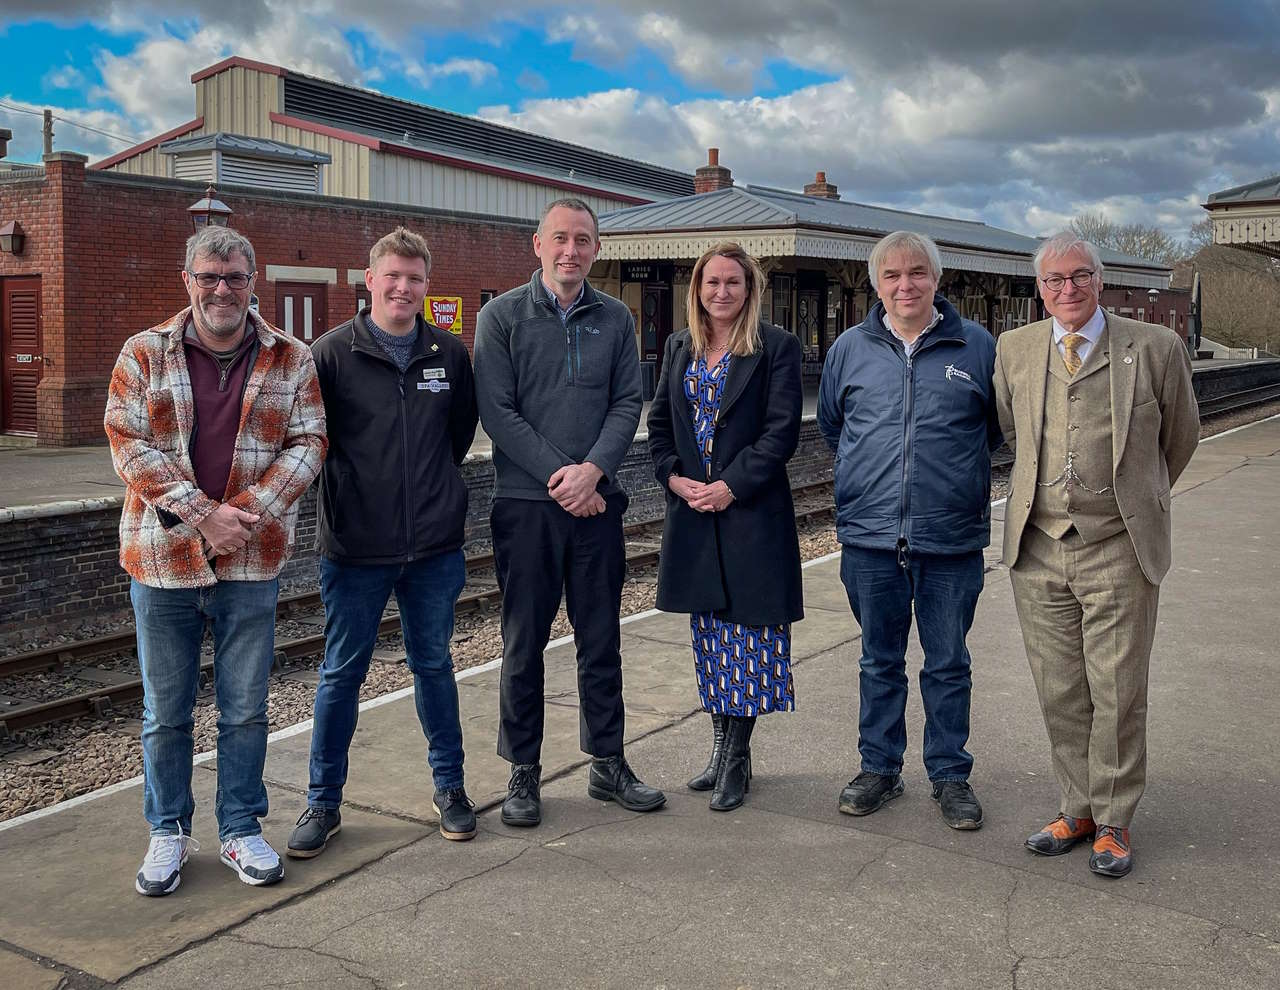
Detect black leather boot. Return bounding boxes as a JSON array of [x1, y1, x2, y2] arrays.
[[710, 716, 755, 812], [687, 712, 727, 791], [587, 756, 666, 812]]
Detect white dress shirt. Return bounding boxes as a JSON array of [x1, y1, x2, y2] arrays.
[[1052, 306, 1106, 365]]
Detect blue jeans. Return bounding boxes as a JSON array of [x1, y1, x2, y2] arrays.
[[839, 546, 984, 782], [307, 550, 467, 808], [131, 578, 278, 842]]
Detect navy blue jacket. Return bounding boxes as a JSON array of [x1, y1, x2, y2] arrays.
[[817, 295, 1000, 555]]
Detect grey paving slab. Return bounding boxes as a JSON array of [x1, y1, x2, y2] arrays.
[[0, 948, 63, 990], [7, 416, 1280, 989], [0, 769, 429, 984]]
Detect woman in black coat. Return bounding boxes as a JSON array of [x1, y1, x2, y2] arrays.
[[646, 241, 803, 811]]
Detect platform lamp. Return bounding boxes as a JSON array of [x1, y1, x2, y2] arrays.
[[188, 184, 232, 231], [0, 220, 24, 255], [1147, 286, 1159, 322]]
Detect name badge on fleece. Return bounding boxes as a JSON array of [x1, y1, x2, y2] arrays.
[[418, 379, 450, 392], [423, 368, 446, 380]]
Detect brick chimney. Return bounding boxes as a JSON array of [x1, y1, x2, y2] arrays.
[[694, 148, 734, 194], [803, 170, 840, 200]]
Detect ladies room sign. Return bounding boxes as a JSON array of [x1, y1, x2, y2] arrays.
[[425, 296, 463, 333]]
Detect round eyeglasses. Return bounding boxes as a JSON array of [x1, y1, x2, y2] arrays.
[[1040, 270, 1095, 292]]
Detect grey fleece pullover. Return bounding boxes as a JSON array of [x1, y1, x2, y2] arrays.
[[474, 271, 642, 500]]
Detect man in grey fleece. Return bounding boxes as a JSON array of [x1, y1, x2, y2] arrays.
[[474, 198, 666, 827]]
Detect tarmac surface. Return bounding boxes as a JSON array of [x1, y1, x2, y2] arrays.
[[0, 416, 1277, 988]]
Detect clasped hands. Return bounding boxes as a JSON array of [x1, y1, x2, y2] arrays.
[[669, 474, 735, 513], [197, 503, 261, 559], [548, 462, 606, 517]]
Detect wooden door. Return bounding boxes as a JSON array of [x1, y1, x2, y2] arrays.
[[2, 277, 42, 435], [275, 282, 329, 341]]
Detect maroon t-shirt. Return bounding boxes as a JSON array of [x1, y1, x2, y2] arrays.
[[183, 324, 258, 500]]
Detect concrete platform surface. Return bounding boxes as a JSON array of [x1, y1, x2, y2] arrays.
[[0, 416, 1276, 988]]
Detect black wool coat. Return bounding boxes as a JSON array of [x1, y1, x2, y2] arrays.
[[646, 323, 804, 626]]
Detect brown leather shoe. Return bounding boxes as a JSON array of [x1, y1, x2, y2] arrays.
[[1025, 813, 1096, 856], [1089, 825, 1132, 877]]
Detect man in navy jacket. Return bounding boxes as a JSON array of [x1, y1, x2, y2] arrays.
[[818, 230, 1000, 831]]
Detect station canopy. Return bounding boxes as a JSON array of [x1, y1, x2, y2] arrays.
[[599, 185, 1171, 289], [1205, 174, 1280, 259]]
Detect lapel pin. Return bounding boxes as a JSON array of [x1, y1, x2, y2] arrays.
[[1123, 355, 1134, 364], [431, 343, 439, 352]]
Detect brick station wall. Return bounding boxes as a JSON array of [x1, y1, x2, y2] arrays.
[[0, 158, 537, 446], [0, 426, 836, 643]]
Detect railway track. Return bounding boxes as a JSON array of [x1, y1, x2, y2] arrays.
[[6, 363, 1275, 737], [0, 481, 838, 734], [1197, 380, 1280, 418]]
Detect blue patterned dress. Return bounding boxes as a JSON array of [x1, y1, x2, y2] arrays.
[[685, 353, 795, 716]]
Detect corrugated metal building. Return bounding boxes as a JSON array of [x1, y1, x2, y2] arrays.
[[95, 56, 693, 220]]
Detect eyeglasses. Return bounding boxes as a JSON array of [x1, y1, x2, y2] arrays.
[[1040, 270, 1095, 292], [187, 271, 253, 290]]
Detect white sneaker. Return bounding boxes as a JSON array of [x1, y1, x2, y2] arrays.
[[135, 828, 199, 897], [219, 834, 285, 886]]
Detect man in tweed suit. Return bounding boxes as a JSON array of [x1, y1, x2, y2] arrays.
[[993, 232, 1198, 877], [105, 226, 326, 896]]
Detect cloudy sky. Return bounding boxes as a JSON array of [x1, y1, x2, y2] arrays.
[[4, 1, 1279, 238]]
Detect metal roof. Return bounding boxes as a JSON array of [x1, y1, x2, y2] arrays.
[[282, 71, 693, 200], [1205, 174, 1280, 207], [158, 132, 332, 165], [600, 185, 1169, 271]]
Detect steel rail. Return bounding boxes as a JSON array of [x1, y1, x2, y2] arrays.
[[0, 482, 837, 732]]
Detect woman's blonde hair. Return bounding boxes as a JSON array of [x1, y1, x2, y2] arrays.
[[686, 242, 764, 357]]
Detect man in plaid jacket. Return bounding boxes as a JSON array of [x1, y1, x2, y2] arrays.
[[104, 225, 326, 897]]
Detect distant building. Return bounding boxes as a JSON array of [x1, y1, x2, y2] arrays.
[[593, 152, 1182, 393], [0, 56, 694, 443], [1204, 173, 1280, 259]]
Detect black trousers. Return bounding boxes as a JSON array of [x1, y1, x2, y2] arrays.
[[491, 493, 628, 764]]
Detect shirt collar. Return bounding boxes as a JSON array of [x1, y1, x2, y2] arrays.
[[883, 306, 942, 349], [1052, 305, 1106, 345], [541, 276, 585, 319]]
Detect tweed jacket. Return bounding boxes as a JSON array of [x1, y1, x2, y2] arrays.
[[104, 308, 327, 589], [993, 311, 1198, 584]]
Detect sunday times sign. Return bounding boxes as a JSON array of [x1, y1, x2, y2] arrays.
[[425, 296, 463, 333]]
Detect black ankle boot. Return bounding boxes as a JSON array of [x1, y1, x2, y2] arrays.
[[687, 712, 726, 791], [710, 716, 756, 812]]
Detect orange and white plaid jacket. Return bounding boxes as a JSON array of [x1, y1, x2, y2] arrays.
[[104, 308, 327, 589]]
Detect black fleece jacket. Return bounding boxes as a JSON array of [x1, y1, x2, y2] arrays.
[[311, 310, 478, 564]]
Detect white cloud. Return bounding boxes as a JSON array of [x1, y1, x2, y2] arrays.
[[404, 57, 498, 88], [0, 97, 139, 162], [42, 65, 86, 90]]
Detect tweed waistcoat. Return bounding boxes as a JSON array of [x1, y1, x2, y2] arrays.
[[1028, 328, 1126, 542]]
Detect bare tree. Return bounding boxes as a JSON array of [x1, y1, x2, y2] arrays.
[[1186, 218, 1214, 252], [1068, 212, 1186, 265]]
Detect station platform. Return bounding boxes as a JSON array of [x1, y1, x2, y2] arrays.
[[0, 391, 825, 513], [1, 418, 1277, 989], [0, 360, 1247, 513]]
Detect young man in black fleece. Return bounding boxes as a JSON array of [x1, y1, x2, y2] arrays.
[[288, 227, 479, 858], [474, 198, 665, 827]]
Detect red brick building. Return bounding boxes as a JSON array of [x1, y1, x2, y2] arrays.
[[0, 154, 541, 444]]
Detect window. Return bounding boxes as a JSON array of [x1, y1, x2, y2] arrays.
[[1169, 308, 1177, 330], [355, 288, 370, 317], [770, 274, 793, 332], [480, 289, 496, 309]]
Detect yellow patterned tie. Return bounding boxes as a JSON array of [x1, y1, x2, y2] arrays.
[[1061, 333, 1085, 376]]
